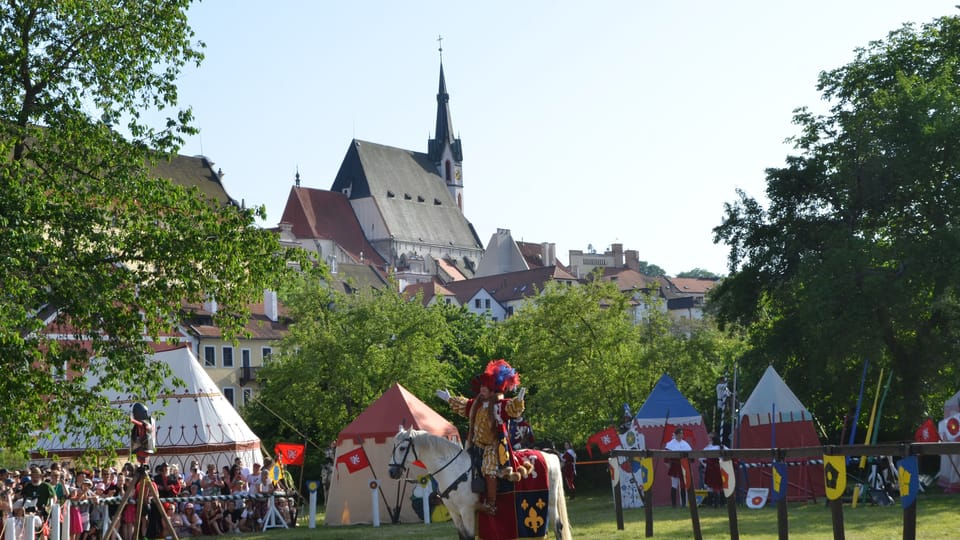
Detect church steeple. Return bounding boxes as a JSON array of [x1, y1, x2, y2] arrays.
[[428, 37, 464, 211]]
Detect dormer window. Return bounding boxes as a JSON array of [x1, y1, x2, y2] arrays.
[[387, 190, 395, 198], [417, 195, 424, 202], [434, 198, 442, 205], [404, 193, 412, 200]]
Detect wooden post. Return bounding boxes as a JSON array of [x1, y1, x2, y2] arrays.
[[777, 496, 788, 540], [683, 458, 703, 540], [644, 491, 653, 537], [726, 495, 739, 540], [829, 498, 845, 540], [613, 477, 624, 530], [902, 499, 916, 540]]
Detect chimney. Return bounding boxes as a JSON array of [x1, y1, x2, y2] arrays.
[[203, 296, 218, 315], [612, 243, 624, 267], [264, 289, 278, 322]]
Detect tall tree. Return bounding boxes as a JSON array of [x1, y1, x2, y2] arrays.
[[1, 1, 291, 454], [712, 15, 960, 438]]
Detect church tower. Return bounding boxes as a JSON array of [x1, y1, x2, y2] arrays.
[[427, 61, 464, 212]]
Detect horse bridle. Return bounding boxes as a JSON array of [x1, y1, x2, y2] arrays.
[[390, 436, 470, 499]]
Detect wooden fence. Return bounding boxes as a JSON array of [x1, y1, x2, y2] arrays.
[[610, 442, 960, 540]]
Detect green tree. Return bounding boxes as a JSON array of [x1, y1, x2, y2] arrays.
[[676, 268, 722, 279], [1, 1, 291, 455], [712, 15, 960, 439], [637, 261, 667, 277], [499, 278, 666, 443], [246, 274, 480, 453]]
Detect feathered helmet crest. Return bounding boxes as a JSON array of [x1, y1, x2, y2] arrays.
[[479, 359, 520, 393]]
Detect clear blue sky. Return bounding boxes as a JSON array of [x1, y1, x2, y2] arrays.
[[171, 1, 959, 276]]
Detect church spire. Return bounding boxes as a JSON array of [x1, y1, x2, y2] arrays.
[[427, 36, 464, 211]]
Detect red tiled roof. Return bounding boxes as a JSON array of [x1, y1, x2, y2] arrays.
[[436, 258, 466, 281], [442, 266, 576, 304], [279, 186, 386, 267], [596, 268, 660, 292], [665, 277, 718, 295]]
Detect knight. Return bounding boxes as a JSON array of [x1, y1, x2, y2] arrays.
[[437, 359, 532, 515]]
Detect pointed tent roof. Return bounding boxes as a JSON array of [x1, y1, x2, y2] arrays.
[[634, 374, 703, 427], [34, 345, 262, 468], [740, 365, 812, 425], [336, 383, 460, 444]]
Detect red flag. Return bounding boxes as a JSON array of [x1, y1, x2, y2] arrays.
[[587, 426, 620, 458], [274, 443, 306, 465], [336, 447, 370, 473], [915, 419, 939, 443]]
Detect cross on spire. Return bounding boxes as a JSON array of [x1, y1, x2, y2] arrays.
[[437, 34, 443, 62]]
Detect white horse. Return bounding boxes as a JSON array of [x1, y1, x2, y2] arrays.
[[388, 426, 572, 540]]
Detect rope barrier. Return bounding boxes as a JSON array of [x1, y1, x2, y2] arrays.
[[70, 491, 294, 507]]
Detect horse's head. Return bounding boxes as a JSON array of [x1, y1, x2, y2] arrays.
[[388, 425, 417, 479]]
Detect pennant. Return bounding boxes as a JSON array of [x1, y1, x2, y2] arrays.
[[938, 414, 960, 442], [274, 442, 306, 466], [770, 462, 788, 502], [587, 426, 621, 458], [823, 455, 846, 501], [899, 456, 919, 508], [720, 459, 736, 498], [336, 446, 370, 474], [746, 487, 768, 509], [915, 418, 939, 443]]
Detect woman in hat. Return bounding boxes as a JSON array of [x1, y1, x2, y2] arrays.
[[437, 359, 529, 515]]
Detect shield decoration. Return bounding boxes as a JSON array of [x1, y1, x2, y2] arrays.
[[746, 487, 769, 509], [899, 456, 919, 508], [823, 455, 846, 501], [639, 457, 654, 491], [720, 459, 736, 498]]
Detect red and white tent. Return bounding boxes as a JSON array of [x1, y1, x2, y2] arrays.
[[738, 366, 824, 500], [325, 383, 460, 526]]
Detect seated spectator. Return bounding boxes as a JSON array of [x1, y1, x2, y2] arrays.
[[180, 503, 203, 537]]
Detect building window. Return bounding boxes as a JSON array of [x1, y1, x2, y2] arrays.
[[223, 387, 235, 406], [241, 349, 251, 368], [474, 299, 481, 308], [445, 160, 452, 181], [222, 346, 234, 368], [485, 299, 491, 309], [242, 388, 252, 406], [445, 298, 452, 304], [204, 346, 216, 367], [262, 347, 273, 363]]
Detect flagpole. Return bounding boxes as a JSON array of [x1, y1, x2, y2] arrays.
[[297, 437, 308, 503]]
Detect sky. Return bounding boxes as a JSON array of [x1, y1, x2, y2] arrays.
[[170, 1, 960, 276]]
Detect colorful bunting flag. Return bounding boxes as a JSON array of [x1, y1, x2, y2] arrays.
[[587, 426, 621, 458]]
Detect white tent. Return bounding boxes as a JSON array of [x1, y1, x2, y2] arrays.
[[33, 344, 263, 472], [938, 390, 960, 491]]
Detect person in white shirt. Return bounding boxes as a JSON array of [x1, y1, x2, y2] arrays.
[[664, 427, 692, 507]]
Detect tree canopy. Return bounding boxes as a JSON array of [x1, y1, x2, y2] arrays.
[[1, 1, 292, 455], [712, 15, 960, 439]]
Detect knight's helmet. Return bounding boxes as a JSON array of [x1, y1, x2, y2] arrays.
[[130, 402, 156, 457]]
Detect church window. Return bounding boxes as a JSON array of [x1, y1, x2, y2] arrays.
[[445, 160, 452, 181]]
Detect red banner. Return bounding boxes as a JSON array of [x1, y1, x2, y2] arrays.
[[660, 424, 695, 446], [586, 426, 620, 458], [336, 446, 370, 473], [274, 443, 306, 465], [914, 418, 939, 443]]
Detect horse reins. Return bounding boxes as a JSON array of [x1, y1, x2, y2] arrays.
[[392, 438, 470, 499]]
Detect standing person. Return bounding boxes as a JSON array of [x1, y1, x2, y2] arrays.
[[665, 427, 693, 507], [701, 434, 725, 507], [561, 441, 577, 499], [436, 358, 528, 516], [20, 466, 56, 522]]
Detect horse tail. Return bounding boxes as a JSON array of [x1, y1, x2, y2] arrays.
[[554, 483, 572, 540]]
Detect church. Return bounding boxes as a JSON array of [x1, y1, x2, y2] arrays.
[[277, 61, 484, 288]]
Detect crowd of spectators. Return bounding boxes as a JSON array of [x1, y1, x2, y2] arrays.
[[0, 457, 297, 540]]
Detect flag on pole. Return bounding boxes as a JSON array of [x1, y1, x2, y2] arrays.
[[336, 446, 370, 474], [914, 418, 939, 443], [586, 426, 621, 458], [274, 443, 307, 465]]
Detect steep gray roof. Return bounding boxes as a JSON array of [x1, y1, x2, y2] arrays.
[[330, 139, 481, 250]]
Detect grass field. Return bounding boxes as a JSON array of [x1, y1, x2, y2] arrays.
[[238, 491, 960, 539]]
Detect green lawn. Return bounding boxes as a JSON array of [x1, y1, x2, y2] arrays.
[[239, 492, 960, 539]]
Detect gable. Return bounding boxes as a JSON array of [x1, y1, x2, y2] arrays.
[[330, 140, 481, 250]]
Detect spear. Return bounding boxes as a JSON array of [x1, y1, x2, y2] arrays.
[[851, 368, 884, 508]]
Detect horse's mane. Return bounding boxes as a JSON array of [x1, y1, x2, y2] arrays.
[[404, 428, 463, 455]]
